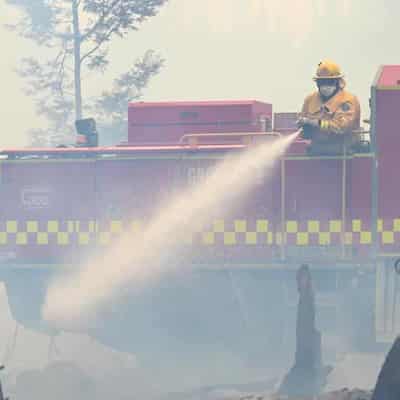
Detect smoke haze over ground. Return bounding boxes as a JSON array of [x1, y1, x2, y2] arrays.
[[0, 283, 156, 399]]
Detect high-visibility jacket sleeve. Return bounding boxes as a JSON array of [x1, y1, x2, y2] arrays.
[[320, 97, 361, 135]]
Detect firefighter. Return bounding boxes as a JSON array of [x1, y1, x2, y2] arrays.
[[297, 60, 361, 155], [278, 264, 328, 398]]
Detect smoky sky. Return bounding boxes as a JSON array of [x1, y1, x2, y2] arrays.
[[0, 0, 396, 143]]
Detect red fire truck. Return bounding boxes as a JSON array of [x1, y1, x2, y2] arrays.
[[1, 66, 399, 361]]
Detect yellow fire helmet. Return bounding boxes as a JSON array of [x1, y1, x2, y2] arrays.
[[313, 60, 344, 81]]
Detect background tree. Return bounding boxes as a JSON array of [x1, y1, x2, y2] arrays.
[[6, 0, 167, 146]]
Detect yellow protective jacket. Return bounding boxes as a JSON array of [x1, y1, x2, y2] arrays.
[[300, 88, 361, 154]]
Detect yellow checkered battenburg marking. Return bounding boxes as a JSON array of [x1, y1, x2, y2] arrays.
[[0, 220, 142, 246], [200, 219, 273, 246], [0, 218, 397, 247], [284, 218, 374, 246]]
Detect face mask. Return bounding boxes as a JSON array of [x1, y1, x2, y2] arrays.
[[319, 85, 336, 98]]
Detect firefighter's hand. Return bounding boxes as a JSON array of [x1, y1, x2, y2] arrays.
[[297, 117, 319, 128], [296, 117, 305, 128]]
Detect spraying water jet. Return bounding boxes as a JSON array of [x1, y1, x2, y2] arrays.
[[42, 132, 300, 328]]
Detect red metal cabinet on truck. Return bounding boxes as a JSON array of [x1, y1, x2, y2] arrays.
[[128, 100, 272, 145]]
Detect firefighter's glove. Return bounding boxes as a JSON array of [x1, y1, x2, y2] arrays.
[[300, 128, 312, 140]]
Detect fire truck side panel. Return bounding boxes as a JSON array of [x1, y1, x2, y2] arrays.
[[374, 88, 400, 254], [0, 150, 379, 268], [185, 158, 280, 265], [94, 151, 280, 266], [283, 158, 345, 259], [349, 155, 373, 257], [94, 158, 183, 220], [0, 148, 283, 268], [0, 160, 96, 265], [372, 66, 400, 343]]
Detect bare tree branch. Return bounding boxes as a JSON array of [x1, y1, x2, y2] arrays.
[[80, 24, 118, 65], [95, 50, 164, 124], [8, 0, 168, 145], [80, 0, 120, 42]]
